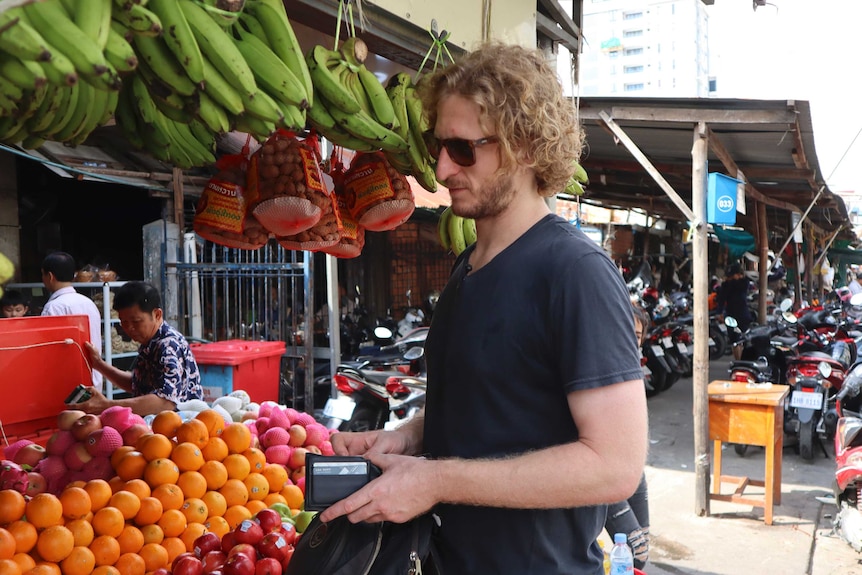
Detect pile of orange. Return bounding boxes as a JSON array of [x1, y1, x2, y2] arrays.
[[0, 409, 305, 575]]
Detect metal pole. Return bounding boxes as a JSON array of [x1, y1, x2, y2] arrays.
[[757, 202, 768, 324], [692, 122, 711, 518], [303, 251, 315, 414], [325, 254, 340, 399]]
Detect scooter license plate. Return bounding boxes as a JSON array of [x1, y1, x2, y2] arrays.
[[789, 391, 823, 410], [677, 342, 688, 354], [323, 397, 357, 421], [662, 337, 674, 348], [651, 345, 665, 357]]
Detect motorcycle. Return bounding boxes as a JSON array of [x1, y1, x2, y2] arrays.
[[321, 346, 426, 432], [829, 358, 862, 551], [786, 305, 857, 460]]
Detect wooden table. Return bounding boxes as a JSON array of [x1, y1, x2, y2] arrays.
[[708, 380, 789, 525]]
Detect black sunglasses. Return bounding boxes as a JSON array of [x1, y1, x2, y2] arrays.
[[422, 131, 499, 167]]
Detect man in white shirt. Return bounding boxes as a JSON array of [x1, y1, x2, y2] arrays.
[[850, 271, 862, 296], [41, 251, 103, 388]]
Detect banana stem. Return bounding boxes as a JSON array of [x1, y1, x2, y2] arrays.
[[334, 0, 343, 50]]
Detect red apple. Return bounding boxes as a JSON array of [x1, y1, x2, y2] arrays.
[[194, 532, 222, 558], [224, 553, 256, 575], [234, 520, 264, 546], [221, 531, 238, 555], [172, 552, 197, 571], [254, 509, 281, 533], [57, 409, 86, 431], [209, 571, 224, 575], [14, 444, 47, 468], [71, 414, 101, 441], [152, 569, 171, 575], [287, 425, 306, 448], [255, 558, 282, 575], [277, 523, 296, 547], [175, 556, 205, 575], [121, 423, 150, 447], [280, 547, 294, 572], [287, 447, 306, 470], [25, 472, 46, 496], [202, 550, 227, 574], [257, 532, 289, 563], [227, 543, 257, 564]]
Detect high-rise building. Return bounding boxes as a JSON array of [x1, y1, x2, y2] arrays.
[[577, 0, 711, 97]]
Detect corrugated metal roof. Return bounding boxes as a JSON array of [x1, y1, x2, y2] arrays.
[[575, 96, 850, 237]]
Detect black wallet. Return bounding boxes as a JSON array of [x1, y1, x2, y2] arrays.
[[304, 454, 382, 511]]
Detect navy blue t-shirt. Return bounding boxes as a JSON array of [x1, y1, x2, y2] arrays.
[[423, 214, 643, 575]]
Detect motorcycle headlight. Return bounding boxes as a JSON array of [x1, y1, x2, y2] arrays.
[[818, 362, 833, 379], [848, 452, 862, 468]]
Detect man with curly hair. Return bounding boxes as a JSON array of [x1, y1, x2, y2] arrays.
[[323, 43, 647, 574]]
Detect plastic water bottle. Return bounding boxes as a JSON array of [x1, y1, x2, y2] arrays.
[[609, 533, 634, 575]]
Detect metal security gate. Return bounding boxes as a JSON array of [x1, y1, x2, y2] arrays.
[[170, 237, 320, 410]]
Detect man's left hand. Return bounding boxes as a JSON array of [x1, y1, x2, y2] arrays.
[[318, 453, 440, 525]]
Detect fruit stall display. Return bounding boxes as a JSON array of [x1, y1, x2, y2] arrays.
[[0, 396, 328, 575]]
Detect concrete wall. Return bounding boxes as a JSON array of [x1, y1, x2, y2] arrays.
[[0, 153, 20, 281]]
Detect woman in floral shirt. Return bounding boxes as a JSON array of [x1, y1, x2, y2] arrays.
[[81, 281, 203, 416]]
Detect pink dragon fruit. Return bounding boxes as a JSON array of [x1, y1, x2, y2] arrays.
[[0, 460, 29, 494]]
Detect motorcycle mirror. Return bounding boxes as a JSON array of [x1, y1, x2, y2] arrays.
[[851, 293, 862, 308], [781, 311, 797, 324], [403, 347, 424, 361], [374, 326, 393, 340], [780, 298, 793, 312], [724, 316, 738, 328]]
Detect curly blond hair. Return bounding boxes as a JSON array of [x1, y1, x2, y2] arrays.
[[418, 42, 584, 197]]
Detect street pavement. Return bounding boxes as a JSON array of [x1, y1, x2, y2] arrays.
[[618, 356, 862, 575]]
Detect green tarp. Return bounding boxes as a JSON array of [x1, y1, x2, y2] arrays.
[[713, 226, 756, 258]]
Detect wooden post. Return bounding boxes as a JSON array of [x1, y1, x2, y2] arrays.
[[172, 167, 184, 231], [692, 122, 710, 517], [757, 201, 768, 324]]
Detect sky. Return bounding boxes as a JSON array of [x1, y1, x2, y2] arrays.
[[706, 1, 862, 196], [559, 1, 862, 199]]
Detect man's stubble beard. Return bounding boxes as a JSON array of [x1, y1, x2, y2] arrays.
[[449, 170, 518, 220]]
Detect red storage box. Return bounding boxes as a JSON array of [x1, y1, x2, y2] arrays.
[[0, 315, 93, 441], [190, 340, 286, 404]]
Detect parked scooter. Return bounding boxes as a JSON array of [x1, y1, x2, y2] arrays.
[[829, 357, 862, 551], [321, 346, 426, 432]]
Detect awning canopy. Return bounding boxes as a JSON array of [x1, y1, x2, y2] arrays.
[[576, 97, 852, 240]]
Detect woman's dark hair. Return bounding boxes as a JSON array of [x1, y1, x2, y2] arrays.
[[631, 303, 650, 344], [114, 281, 161, 313], [41, 252, 76, 282]]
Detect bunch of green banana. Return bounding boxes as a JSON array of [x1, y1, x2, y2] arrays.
[[305, 37, 409, 155], [383, 72, 438, 193], [0, 0, 137, 147], [115, 74, 216, 169], [437, 206, 477, 256], [565, 160, 589, 196], [0, 250, 14, 299]]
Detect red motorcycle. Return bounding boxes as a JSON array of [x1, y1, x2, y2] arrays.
[[787, 307, 857, 460], [831, 360, 862, 551]]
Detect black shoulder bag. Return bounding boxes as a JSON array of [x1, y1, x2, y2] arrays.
[[285, 512, 442, 575]]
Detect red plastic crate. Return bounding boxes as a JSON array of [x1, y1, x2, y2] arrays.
[[0, 315, 92, 442], [190, 340, 286, 404]]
